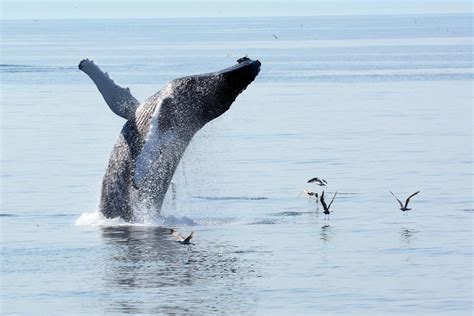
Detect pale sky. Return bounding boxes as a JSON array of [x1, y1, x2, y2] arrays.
[[1, 0, 472, 20]]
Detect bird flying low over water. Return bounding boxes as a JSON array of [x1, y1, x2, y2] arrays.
[[320, 190, 337, 219], [180, 232, 194, 245], [298, 188, 318, 199], [170, 229, 195, 245], [389, 191, 420, 212], [307, 177, 328, 186]]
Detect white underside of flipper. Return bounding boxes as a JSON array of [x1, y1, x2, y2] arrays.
[[79, 59, 140, 120]]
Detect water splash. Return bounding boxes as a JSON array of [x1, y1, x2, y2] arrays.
[[75, 209, 197, 227], [74, 210, 275, 227], [75, 210, 126, 226]]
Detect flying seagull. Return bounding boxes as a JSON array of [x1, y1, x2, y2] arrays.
[[307, 177, 328, 186], [180, 232, 194, 245], [298, 189, 319, 207], [389, 191, 420, 212], [320, 190, 337, 219], [298, 188, 318, 199], [170, 229, 195, 245]]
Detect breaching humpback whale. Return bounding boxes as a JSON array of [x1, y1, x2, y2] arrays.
[[79, 57, 261, 221]]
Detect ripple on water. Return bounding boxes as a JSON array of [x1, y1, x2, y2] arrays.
[[98, 225, 259, 314], [271, 211, 316, 216], [192, 196, 268, 201]]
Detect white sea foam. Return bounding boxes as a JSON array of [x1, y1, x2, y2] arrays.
[[74, 209, 197, 227], [74, 210, 275, 227], [74, 210, 126, 226]]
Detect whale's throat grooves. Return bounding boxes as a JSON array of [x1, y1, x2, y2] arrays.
[[99, 97, 161, 222]]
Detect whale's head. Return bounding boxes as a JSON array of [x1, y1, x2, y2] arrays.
[[214, 56, 262, 115], [165, 57, 261, 132]]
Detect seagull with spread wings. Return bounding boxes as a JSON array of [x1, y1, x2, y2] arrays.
[[170, 229, 195, 245], [320, 190, 337, 219], [389, 191, 420, 212], [307, 177, 328, 186], [298, 188, 319, 199]]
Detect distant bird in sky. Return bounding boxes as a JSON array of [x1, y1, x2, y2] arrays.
[[272, 34, 278, 39], [320, 190, 337, 219], [307, 177, 328, 186], [389, 191, 420, 212]]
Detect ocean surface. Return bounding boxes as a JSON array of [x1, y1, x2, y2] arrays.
[[1, 14, 473, 315]]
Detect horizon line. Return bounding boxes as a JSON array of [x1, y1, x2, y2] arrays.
[[1, 11, 472, 21]]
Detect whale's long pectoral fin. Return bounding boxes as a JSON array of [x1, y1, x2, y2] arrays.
[[79, 59, 140, 120]]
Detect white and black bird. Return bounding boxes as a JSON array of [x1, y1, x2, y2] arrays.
[[389, 191, 420, 212], [298, 188, 319, 207], [180, 232, 194, 245], [170, 229, 195, 245], [307, 177, 328, 186], [298, 188, 319, 199], [320, 190, 337, 219]]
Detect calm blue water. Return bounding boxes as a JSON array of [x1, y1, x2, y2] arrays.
[[1, 15, 473, 315]]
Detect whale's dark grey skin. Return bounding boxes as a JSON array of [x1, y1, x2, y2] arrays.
[[79, 58, 261, 221]]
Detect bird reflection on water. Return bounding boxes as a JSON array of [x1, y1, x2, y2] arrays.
[[400, 227, 418, 244], [320, 224, 333, 243], [100, 226, 257, 314]]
